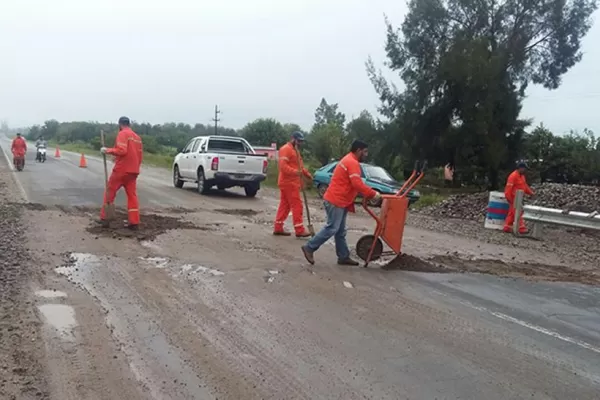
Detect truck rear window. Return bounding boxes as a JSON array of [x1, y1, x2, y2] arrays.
[[207, 139, 248, 153]]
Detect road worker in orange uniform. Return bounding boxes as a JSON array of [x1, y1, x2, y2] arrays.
[[99, 117, 143, 229], [11, 133, 27, 167], [273, 131, 313, 237], [301, 140, 381, 266], [503, 161, 534, 234]]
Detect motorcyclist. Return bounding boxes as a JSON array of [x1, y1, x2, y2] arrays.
[[35, 136, 47, 161], [35, 136, 47, 149], [11, 133, 27, 168]]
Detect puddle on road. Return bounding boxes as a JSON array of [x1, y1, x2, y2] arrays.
[[139, 256, 169, 269], [54, 252, 213, 398], [38, 304, 77, 341], [35, 290, 68, 299], [142, 258, 225, 278]]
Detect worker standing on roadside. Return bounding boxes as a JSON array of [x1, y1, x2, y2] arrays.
[[11, 133, 27, 167], [273, 131, 313, 237], [301, 140, 381, 266], [99, 117, 143, 230], [503, 161, 534, 234]]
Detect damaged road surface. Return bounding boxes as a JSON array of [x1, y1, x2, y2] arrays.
[[1, 136, 600, 399]]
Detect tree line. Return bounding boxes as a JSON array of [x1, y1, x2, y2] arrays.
[[22, 0, 600, 187]]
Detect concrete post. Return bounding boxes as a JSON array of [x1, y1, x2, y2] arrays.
[[513, 189, 524, 236]]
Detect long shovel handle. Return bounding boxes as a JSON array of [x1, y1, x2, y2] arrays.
[[295, 148, 312, 225], [100, 130, 109, 187]]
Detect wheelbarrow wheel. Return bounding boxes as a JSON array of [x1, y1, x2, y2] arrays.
[[356, 235, 383, 261]]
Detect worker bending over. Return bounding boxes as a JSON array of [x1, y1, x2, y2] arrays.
[[503, 161, 534, 234], [273, 131, 313, 237], [301, 140, 381, 265], [99, 116, 143, 229], [11, 133, 27, 167]]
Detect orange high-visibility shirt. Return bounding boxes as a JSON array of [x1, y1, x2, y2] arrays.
[[504, 170, 533, 202], [277, 142, 311, 188], [324, 152, 377, 211], [106, 127, 143, 174], [11, 137, 27, 156]]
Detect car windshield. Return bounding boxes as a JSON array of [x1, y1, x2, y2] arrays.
[[364, 165, 394, 181]]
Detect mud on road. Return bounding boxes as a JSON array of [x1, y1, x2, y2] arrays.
[[0, 161, 49, 399], [382, 253, 600, 285]]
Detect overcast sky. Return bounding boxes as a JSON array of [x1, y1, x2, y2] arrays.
[[1, 0, 598, 135]]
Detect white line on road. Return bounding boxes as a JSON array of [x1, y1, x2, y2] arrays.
[[458, 299, 600, 355], [0, 140, 29, 202]]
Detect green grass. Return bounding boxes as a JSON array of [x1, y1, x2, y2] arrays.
[[51, 141, 174, 169]]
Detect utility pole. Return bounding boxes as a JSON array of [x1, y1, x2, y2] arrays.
[[212, 105, 221, 135]]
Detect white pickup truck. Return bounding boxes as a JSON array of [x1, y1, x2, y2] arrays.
[[172, 135, 268, 197]]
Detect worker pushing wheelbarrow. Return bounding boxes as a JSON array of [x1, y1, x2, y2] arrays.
[[356, 161, 427, 267]]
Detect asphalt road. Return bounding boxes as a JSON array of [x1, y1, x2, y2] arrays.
[[1, 134, 599, 399]]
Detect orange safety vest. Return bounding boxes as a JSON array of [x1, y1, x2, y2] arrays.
[[106, 127, 143, 174], [504, 170, 533, 203], [277, 142, 310, 188], [11, 137, 27, 156], [324, 152, 377, 211]]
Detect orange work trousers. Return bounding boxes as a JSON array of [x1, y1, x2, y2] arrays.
[[100, 171, 140, 225], [503, 201, 526, 233], [274, 187, 306, 235]]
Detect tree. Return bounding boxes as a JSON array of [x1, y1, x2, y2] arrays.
[[314, 98, 346, 129], [240, 118, 288, 147], [308, 99, 348, 165], [368, 0, 598, 188]]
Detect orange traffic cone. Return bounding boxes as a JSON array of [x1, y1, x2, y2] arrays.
[[54, 146, 61, 158], [79, 153, 87, 168]]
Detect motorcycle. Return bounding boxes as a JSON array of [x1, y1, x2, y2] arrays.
[[14, 156, 25, 171], [36, 147, 47, 163]]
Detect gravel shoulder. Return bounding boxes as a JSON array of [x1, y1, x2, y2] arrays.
[[0, 147, 49, 400]]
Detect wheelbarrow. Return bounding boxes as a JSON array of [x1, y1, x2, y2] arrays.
[[356, 161, 427, 267]]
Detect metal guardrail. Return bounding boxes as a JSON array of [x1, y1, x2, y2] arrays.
[[514, 189, 600, 238]]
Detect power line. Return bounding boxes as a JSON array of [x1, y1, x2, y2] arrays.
[[212, 105, 221, 135]]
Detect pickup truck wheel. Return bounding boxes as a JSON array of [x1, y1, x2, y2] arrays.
[[197, 168, 209, 194], [173, 165, 184, 188], [317, 184, 328, 198], [244, 185, 258, 198]]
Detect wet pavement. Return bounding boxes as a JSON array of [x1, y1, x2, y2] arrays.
[[1, 133, 599, 399]]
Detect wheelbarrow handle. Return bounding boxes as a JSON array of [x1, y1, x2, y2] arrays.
[[362, 198, 380, 223]]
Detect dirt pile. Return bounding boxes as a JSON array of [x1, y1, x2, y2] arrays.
[[86, 209, 213, 241], [417, 183, 600, 221], [380, 253, 600, 285]]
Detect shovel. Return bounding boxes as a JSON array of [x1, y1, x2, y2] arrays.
[[100, 130, 115, 221], [296, 148, 315, 236]]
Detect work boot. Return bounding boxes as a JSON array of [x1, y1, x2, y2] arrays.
[[301, 245, 315, 265], [503, 226, 512, 233], [337, 258, 359, 266], [273, 231, 292, 236], [295, 231, 312, 238]]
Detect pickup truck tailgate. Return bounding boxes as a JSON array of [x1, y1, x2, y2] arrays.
[[218, 154, 265, 175]]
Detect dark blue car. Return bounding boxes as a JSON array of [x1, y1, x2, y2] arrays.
[[313, 161, 421, 207]]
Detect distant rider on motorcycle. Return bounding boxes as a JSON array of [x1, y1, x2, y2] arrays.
[[35, 136, 48, 161], [11, 133, 27, 168]]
